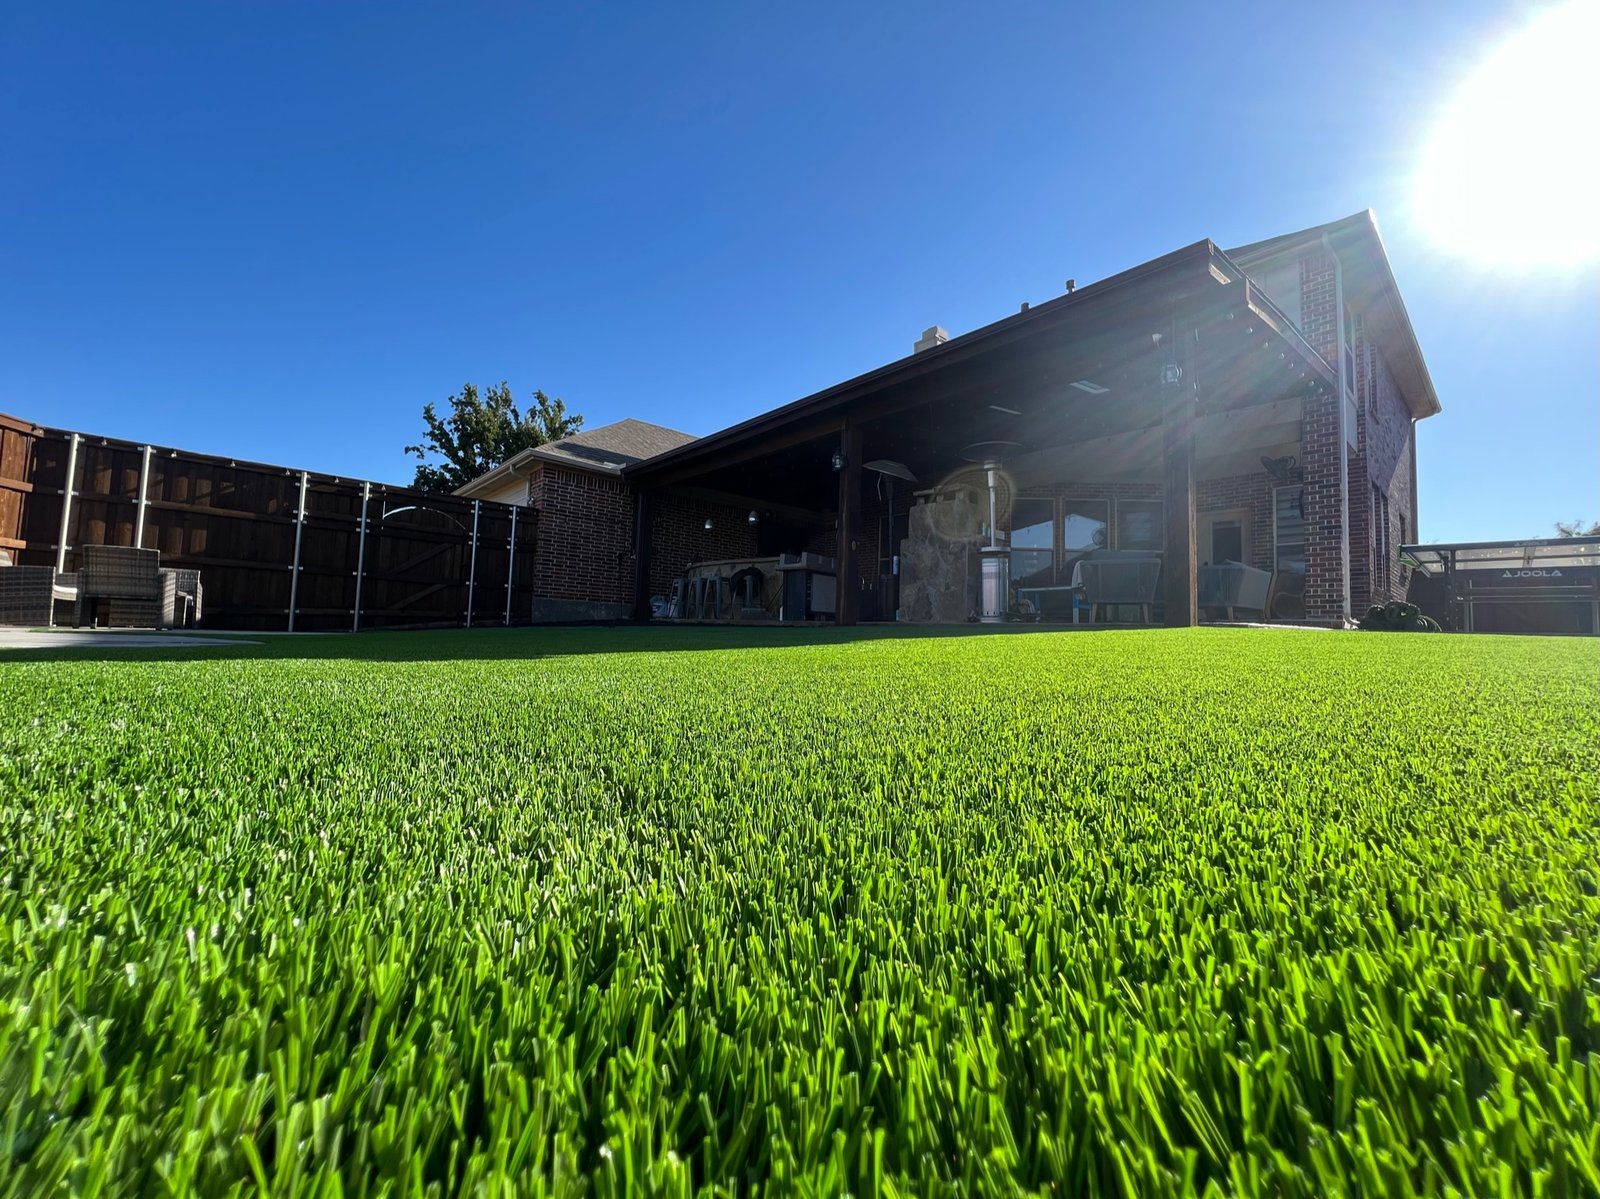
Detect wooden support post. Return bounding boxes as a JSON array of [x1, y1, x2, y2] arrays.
[[134, 444, 153, 549], [352, 480, 371, 632], [836, 425, 863, 626], [1162, 392, 1197, 627], [632, 489, 655, 621], [504, 504, 518, 626], [287, 470, 309, 632]]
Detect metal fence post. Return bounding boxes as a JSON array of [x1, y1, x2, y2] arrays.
[[134, 444, 153, 548], [287, 470, 309, 632], [352, 480, 371, 632], [54, 433, 81, 575], [504, 505, 518, 626], [466, 499, 481, 628]]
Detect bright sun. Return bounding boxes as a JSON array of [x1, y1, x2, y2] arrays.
[[1414, 2, 1600, 268]]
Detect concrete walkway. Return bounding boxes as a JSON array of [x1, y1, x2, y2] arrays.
[[0, 628, 262, 650]]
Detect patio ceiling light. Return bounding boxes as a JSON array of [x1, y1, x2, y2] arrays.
[[704, 517, 714, 530], [1069, 379, 1110, 394], [747, 510, 760, 525]]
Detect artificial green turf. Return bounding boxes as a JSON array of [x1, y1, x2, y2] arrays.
[[2, 626, 1597, 1196]]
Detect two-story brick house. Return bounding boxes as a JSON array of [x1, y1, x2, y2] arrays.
[[462, 211, 1438, 626]]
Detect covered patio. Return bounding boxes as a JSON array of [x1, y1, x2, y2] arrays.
[[628, 239, 1338, 627]]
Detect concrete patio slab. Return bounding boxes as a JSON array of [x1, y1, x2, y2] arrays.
[[0, 629, 262, 650]]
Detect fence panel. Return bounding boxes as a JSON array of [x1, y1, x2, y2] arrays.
[[0, 414, 37, 558], [0, 412, 535, 630]]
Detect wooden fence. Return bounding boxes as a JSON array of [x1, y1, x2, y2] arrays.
[[0, 412, 536, 631]]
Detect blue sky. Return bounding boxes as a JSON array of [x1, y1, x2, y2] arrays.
[[3, 1, 1594, 541]]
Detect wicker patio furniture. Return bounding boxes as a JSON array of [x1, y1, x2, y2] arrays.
[[51, 573, 78, 625], [76, 545, 163, 628], [0, 565, 58, 626]]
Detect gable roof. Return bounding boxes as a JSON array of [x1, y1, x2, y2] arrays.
[[1228, 210, 1440, 420], [454, 418, 696, 498]]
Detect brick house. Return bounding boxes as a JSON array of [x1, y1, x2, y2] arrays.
[[455, 418, 694, 621], [462, 211, 1439, 626]]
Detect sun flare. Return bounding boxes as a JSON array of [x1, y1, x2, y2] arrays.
[[1414, 2, 1600, 268]]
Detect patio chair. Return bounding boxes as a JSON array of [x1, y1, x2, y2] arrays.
[[1072, 550, 1163, 623], [76, 545, 163, 628], [1198, 561, 1272, 621], [1265, 564, 1306, 620], [51, 572, 78, 626], [159, 567, 203, 628]]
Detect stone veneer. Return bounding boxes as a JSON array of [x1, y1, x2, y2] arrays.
[[898, 490, 984, 622]]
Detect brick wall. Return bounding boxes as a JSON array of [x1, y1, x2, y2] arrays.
[[647, 493, 759, 598], [1354, 334, 1417, 608], [1195, 469, 1302, 574], [1295, 252, 1350, 623], [528, 465, 636, 606]]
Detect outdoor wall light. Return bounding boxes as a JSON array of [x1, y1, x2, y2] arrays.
[[704, 517, 714, 531], [747, 509, 760, 525], [831, 450, 846, 471]]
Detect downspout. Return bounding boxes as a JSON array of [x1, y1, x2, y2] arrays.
[[1409, 418, 1419, 539], [1322, 234, 1352, 623]]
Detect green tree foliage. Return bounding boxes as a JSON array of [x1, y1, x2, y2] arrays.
[[1553, 518, 1600, 537], [405, 382, 582, 492]]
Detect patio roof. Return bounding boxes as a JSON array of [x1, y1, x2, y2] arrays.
[[627, 238, 1335, 512]]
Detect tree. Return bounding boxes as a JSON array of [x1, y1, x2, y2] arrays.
[[405, 382, 582, 492], [1554, 519, 1600, 537]]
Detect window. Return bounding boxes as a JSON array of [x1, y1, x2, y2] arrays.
[[1117, 500, 1163, 552], [1063, 500, 1110, 551], [1009, 497, 1055, 588], [1060, 498, 1110, 580], [1273, 486, 1306, 575]]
